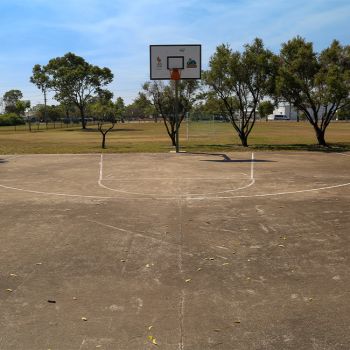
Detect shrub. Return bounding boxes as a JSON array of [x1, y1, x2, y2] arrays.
[[0, 113, 26, 126]]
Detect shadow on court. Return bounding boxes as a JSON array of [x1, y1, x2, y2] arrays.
[[186, 152, 275, 163]]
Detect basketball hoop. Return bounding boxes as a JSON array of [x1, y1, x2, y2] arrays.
[[170, 68, 181, 81]]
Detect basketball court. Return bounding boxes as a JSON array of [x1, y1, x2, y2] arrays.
[[0, 152, 349, 349]]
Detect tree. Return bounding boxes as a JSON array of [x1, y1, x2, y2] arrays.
[[193, 92, 227, 121], [3, 90, 23, 114], [258, 100, 275, 121], [203, 39, 278, 146], [15, 100, 31, 117], [30, 64, 50, 125], [133, 92, 155, 120], [277, 37, 350, 146], [143, 80, 199, 146], [123, 94, 155, 122], [89, 90, 118, 148], [115, 97, 125, 122], [44, 52, 114, 129]]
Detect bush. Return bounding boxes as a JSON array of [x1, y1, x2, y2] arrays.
[[0, 113, 26, 126]]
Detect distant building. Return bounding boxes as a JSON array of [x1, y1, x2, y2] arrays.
[[271, 101, 298, 120]]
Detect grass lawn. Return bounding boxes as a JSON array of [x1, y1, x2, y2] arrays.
[[0, 121, 349, 154]]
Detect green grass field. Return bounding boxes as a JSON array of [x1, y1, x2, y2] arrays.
[[0, 121, 349, 154]]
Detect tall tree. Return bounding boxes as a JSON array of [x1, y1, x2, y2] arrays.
[[44, 52, 113, 129], [277, 37, 350, 146], [30, 64, 50, 125], [143, 80, 199, 146], [203, 39, 278, 146]]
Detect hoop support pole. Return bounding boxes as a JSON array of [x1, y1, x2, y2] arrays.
[[175, 79, 179, 153]]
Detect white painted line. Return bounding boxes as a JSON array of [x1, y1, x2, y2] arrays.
[[0, 184, 116, 199], [0, 152, 349, 201], [0, 179, 348, 201], [98, 153, 255, 196], [186, 179, 255, 196], [102, 174, 248, 180], [251, 152, 254, 180], [99, 154, 103, 183], [190, 182, 350, 200]]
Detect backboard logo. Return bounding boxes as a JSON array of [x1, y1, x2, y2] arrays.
[[156, 56, 162, 68], [186, 58, 197, 68]]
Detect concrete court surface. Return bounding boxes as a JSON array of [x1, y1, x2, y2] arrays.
[[0, 151, 349, 350]]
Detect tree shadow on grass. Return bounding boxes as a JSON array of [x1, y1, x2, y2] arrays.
[[251, 143, 350, 152], [62, 128, 142, 133], [185, 143, 350, 153]]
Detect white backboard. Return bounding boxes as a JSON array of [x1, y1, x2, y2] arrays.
[[150, 45, 201, 80]]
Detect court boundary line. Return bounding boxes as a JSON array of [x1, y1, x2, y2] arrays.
[[0, 153, 349, 200], [98, 153, 255, 196]]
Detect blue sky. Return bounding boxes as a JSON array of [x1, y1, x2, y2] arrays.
[[0, 0, 349, 105]]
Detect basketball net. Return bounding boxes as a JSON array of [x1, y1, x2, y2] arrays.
[[170, 68, 181, 81]]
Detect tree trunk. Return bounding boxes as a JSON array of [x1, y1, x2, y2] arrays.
[[170, 132, 176, 146], [44, 91, 47, 129], [239, 132, 248, 147], [314, 126, 327, 146], [102, 133, 106, 149], [79, 107, 86, 129]]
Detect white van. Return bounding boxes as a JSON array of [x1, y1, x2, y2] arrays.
[[267, 114, 290, 121]]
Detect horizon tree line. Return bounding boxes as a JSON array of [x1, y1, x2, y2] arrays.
[[1, 35, 349, 148]]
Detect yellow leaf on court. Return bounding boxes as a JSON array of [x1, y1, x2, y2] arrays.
[[6, 289, 13, 292], [196, 268, 202, 271], [185, 279, 191, 283], [148, 335, 158, 345], [148, 325, 153, 330], [81, 317, 88, 321]]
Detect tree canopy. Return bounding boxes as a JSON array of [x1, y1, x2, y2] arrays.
[[30, 64, 50, 122], [277, 37, 350, 146], [258, 101, 275, 121], [43, 52, 114, 129], [143, 80, 199, 146], [3, 90, 30, 116], [203, 38, 278, 146]]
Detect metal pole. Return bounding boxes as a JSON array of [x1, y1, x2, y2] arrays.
[[175, 79, 179, 153]]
